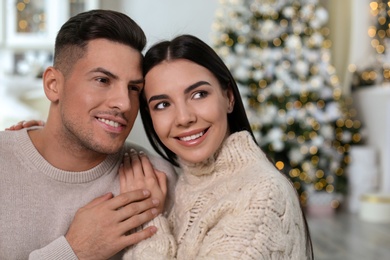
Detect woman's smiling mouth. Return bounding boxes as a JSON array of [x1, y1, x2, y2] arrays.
[[176, 128, 209, 142]]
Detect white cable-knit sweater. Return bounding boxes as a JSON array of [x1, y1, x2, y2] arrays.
[[124, 131, 308, 259]]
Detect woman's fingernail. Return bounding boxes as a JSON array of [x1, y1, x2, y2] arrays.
[[130, 149, 137, 154], [124, 152, 129, 157], [150, 226, 157, 233], [138, 150, 145, 156], [151, 208, 158, 216], [143, 190, 150, 196], [152, 199, 160, 206]]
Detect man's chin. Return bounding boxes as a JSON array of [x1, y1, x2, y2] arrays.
[[89, 142, 124, 155]]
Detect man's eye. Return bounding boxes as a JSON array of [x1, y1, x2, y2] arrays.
[[129, 85, 141, 92], [97, 77, 109, 84]]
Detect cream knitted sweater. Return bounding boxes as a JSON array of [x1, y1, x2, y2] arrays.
[[124, 131, 307, 259]]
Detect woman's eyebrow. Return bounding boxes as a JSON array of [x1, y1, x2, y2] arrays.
[[184, 81, 211, 94], [148, 94, 169, 104], [148, 81, 211, 104]]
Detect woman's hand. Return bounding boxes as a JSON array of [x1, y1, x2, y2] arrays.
[[5, 120, 45, 130], [119, 149, 167, 215]]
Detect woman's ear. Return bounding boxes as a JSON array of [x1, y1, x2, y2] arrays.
[[227, 85, 235, 113], [43, 66, 63, 102]]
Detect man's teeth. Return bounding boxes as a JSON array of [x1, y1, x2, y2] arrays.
[[179, 131, 204, 141], [98, 118, 120, 128]]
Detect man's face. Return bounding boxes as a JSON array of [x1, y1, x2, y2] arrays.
[[57, 39, 143, 155]]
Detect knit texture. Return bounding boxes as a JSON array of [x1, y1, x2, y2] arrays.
[[0, 128, 176, 260], [124, 130, 307, 259]]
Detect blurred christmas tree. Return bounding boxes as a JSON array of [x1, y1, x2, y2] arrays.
[[368, 0, 390, 59], [352, 0, 390, 88], [211, 0, 362, 207]]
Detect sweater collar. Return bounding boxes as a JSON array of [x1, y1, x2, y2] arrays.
[[16, 128, 121, 183], [178, 131, 262, 178]]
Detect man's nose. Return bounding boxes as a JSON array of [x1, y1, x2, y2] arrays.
[[107, 85, 131, 112]]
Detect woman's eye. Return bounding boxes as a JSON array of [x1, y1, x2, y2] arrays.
[[193, 91, 208, 99], [155, 102, 170, 110]]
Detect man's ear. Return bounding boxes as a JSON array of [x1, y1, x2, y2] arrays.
[[43, 66, 63, 102]]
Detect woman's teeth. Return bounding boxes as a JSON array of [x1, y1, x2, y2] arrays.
[[179, 131, 205, 141]]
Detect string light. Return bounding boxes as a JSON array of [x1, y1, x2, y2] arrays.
[[359, 0, 390, 83], [369, 1, 390, 54]]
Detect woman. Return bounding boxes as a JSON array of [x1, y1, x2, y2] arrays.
[[123, 34, 313, 259]]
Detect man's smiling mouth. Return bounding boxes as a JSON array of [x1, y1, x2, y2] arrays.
[[97, 118, 122, 128]]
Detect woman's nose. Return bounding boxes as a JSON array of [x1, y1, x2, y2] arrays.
[[174, 105, 196, 127]]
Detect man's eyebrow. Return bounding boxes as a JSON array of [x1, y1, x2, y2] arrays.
[[130, 78, 145, 85], [90, 67, 118, 79], [148, 81, 211, 104], [90, 67, 144, 84]]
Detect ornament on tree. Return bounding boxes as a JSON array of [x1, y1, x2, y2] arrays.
[[212, 0, 362, 207]]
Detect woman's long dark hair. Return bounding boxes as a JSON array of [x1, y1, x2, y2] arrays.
[[140, 34, 313, 259]]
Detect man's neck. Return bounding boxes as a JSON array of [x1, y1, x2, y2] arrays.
[[28, 128, 108, 172]]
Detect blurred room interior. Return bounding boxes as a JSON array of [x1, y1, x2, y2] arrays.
[[0, 1, 389, 259]]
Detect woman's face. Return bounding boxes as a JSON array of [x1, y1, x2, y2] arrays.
[[144, 59, 234, 164]]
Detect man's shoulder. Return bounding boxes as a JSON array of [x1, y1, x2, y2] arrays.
[[0, 129, 21, 144]]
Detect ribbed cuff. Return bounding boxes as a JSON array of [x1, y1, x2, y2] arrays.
[[29, 236, 78, 260]]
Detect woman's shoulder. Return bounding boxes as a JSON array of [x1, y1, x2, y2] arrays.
[[240, 160, 300, 207]]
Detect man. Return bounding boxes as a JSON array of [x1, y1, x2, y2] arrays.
[[0, 10, 175, 259]]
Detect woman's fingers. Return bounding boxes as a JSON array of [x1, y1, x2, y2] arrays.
[[138, 152, 157, 179], [155, 170, 168, 196], [119, 163, 126, 194], [119, 153, 132, 193], [130, 149, 144, 178], [119, 148, 166, 213], [25, 120, 45, 127], [5, 120, 45, 130]]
